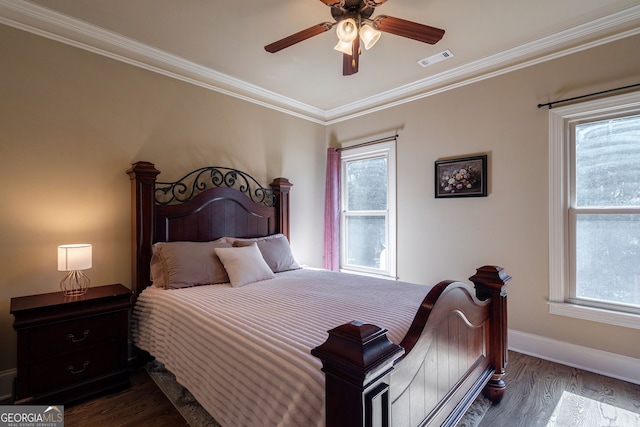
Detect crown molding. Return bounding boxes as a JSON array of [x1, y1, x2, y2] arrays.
[[325, 5, 640, 123], [1, 0, 639, 124], [0, 0, 328, 124]]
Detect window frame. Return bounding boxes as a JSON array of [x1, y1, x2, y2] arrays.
[[548, 91, 640, 329], [340, 141, 397, 278]]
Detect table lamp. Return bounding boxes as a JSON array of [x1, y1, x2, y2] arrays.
[[58, 244, 92, 296]]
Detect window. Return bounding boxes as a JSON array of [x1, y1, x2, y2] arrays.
[[548, 91, 640, 329], [340, 141, 396, 278]]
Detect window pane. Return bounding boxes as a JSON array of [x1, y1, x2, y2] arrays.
[[345, 216, 386, 268], [575, 214, 640, 306], [346, 157, 387, 211], [575, 115, 640, 207]]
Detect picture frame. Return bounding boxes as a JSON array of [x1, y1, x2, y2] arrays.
[[435, 155, 487, 198]]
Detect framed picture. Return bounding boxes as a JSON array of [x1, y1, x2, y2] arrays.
[[435, 155, 487, 198]]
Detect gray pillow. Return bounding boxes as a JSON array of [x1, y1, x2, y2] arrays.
[[150, 241, 232, 288], [232, 234, 301, 273]]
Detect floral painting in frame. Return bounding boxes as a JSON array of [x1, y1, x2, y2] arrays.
[[435, 155, 487, 198]]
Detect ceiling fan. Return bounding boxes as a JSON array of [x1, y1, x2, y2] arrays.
[[264, 0, 445, 76]]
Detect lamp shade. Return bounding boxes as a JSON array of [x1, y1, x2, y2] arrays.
[[336, 18, 358, 43], [334, 40, 354, 55], [58, 244, 92, 271], [359, 24, 381, 50]]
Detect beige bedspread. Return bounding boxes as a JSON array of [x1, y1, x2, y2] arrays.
[[132, 268, 432, 427]]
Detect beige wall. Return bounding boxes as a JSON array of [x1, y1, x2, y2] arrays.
[[1, 22, 639, 378], [327, 34, 640, 360], [0, 25, 326, 372]]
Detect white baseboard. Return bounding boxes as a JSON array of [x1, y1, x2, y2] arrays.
[[509, 329, 640, 385], [0, 368, 16, 403]]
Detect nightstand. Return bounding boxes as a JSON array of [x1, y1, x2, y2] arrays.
[[10, 284, 132, 404]]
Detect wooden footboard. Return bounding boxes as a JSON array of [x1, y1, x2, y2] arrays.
[[312, 265, 511, 427]]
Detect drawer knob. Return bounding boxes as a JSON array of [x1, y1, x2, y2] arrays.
[[67, 329, 90, 343], [67, 361, 90, 375]]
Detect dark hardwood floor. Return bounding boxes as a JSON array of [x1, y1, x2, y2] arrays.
[[64, 368, 188, 427], [63, 351, 640, 426]]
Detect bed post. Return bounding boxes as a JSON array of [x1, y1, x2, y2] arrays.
[[469, 265, 511, 403], [270, 177, 292, 240], [311, 321, 404, 427], [126, 161, 160, 299]]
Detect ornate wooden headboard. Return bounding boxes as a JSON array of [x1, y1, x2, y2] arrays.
[[126, 161, 292, 299]]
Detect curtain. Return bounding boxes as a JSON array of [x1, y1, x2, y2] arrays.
[[323, 148, 341, 271]]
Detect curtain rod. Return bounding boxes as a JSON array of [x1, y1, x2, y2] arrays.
[[537, 83, 640, 109], [336, 133, 398, 152]]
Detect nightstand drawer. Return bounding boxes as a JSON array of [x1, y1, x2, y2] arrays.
[[28, 342, 126, 396], [28, 311, 127, 362]]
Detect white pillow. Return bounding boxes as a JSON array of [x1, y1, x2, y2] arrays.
[[214, 243, 275, 287]]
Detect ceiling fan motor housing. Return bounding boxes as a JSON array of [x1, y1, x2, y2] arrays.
[[330, 1, 375, 24]]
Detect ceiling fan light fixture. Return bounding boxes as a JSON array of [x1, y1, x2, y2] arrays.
[[334, 39, 353, 55], [336, 18, 358, 42], [359, 23, 381, 50]]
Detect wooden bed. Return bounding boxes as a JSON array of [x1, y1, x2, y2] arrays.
[[127, 161, 511, 427]]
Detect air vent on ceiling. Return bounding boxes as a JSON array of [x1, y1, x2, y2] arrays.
[[417, 50, 454, 67]]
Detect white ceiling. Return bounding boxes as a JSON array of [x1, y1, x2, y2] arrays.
[[1, 0, 639, 123]]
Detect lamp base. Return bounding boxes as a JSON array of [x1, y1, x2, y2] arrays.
[[60, 270, 90, 296]]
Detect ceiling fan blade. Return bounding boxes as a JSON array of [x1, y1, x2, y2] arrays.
[[319, 0, 345, 8], [362, 0, 388, 7], [265, 22, 334, 53], [343, 37, 360, 76], [373, 15, 445, 44]]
